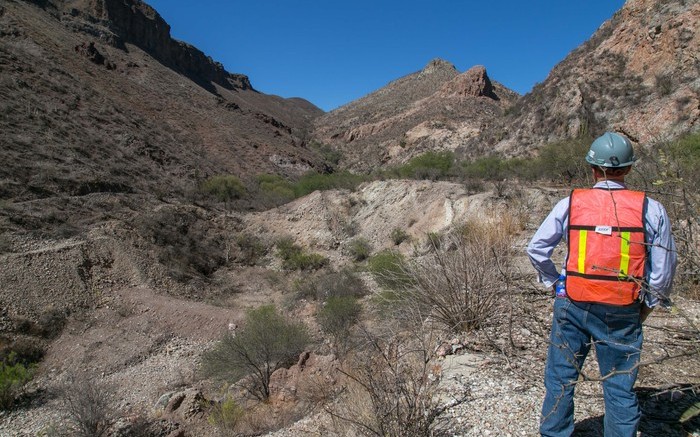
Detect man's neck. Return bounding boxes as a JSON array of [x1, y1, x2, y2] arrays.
[[595, 177, 625, 183]]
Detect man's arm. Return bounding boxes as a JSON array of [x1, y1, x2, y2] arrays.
[[643, 198, 678, 310], [527, 198, 569, 288]]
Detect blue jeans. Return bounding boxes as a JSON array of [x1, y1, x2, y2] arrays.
[[540, 297, 643, 437]]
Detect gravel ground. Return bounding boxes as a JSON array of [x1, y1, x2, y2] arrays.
[[2, 296, 698, 437]]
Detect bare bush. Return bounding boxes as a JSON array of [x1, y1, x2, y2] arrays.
[[631, 132, 700, 294], [328, 326, 468, 437], [60, 374, 116, 437], [294, 269, 368, 302], [374, 217, 515, 334]]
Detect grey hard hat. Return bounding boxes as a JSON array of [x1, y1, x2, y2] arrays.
[[585, 132, 637, 167]]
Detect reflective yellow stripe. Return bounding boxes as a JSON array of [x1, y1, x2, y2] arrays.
[[619, 231, 631, 277], [578, 230, 587, 273]]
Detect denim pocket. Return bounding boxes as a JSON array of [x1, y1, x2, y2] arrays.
[[552, 297, 570, 324], [605, 312, 641, 345]]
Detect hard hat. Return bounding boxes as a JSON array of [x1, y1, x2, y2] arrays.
[[585, 132, 637, 167]]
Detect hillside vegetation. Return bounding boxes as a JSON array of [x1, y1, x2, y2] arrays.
[[0, 0, 699, 435]]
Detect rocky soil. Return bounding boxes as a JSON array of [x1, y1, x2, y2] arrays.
[[1, 180, 698, 436]]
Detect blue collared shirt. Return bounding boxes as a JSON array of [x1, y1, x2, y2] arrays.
[[526, 180, 677, 307]]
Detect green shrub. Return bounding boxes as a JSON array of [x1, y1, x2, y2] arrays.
[[293, 171, 366, 197], [201, 305, 310, 401], [256, 171, 367, 204], [309, 141, 343, 167], [235, 233, 268, 266], [256, 174, 295, 204], [0, 352, 34, 410], [390, 228, 409, 245], [276, 238, 328, 271], [460, 155, 507, 180], [200, 175, 246, 203], [534, 137, 592, 184], [391, 151, 455, 180], [294, 269, 369, 301], [286, 252, 328, 271], [208, 397, 244, 433], [347, 237, 372, 261], [317, 296, 361, 354], [667, 132, 700, 186], [367, 250, 411, 290]]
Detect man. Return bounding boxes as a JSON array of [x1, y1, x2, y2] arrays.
[[527, 132, 677, 437]]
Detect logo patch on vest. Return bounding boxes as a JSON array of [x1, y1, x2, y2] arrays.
[[595, 225, 612, 236]]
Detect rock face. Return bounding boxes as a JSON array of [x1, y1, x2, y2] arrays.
[[485, 0, 700, 155], [438, 65, 497, 99], [312, 59, 519, 171], [0, 0, 324, 204], [60, 0, 253, 91]]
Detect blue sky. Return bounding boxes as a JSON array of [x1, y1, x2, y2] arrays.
[[146, 1, 625, 112]]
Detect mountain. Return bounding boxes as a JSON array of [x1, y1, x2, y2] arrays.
[[484, 0, 699, 156], [0, 0, 324, 206], [1, 1, 699, 436], [311, 59, 519, 171]]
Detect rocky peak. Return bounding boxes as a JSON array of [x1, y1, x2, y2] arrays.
[[438, 65, 497, 99], [419, 58, 458, 76], [56, 0, 253, 92]]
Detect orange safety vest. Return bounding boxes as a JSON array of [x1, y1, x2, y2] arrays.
[[566, 188, 647, 305]]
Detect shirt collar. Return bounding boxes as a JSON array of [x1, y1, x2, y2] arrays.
[[593, 180, 627, 189]]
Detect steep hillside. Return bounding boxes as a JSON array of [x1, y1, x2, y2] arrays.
[[312, 59, 519, 171], [485, 0, 700, 156], [0, 0, 324, 208]]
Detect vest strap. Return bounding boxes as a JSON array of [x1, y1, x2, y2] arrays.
[[567, 271, 642, 282], [569, 225, 644, 232]]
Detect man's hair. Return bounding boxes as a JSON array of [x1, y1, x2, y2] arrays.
[[591, 165, 630, 178]]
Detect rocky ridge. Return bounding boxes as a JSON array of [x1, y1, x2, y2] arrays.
[[486, 0, 700, 156], [312, 59, 519, 171]]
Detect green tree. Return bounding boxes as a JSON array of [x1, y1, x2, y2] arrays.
[[201, 305, 310, 401]]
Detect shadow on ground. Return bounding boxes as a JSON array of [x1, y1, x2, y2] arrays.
[[572, 385, 700, 436]]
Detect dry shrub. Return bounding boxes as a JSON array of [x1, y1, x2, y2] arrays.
[[631, 132, 700, 296], [60, 374, 116, 437], [377, 216, 515, 334], [328, 327, 468, 437], [294, 269, 368, 302]]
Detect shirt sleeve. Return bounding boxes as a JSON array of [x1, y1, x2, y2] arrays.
[[527, 197, 569, 288], [643, 198, 678, 308]]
